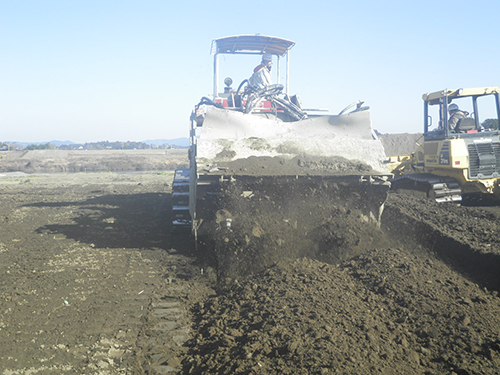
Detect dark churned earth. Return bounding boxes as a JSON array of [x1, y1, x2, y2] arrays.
[[182, 192, 500, 375], [1, 171, 500, 375]]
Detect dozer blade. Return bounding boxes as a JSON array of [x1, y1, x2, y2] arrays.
[[195, 107, 389, 174], [192, 107, 391, 282]]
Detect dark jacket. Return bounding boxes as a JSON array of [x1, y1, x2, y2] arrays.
[[449, 110, 469, 130]]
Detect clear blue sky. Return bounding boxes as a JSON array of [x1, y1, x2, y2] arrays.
[[1, 0, 499, 143]]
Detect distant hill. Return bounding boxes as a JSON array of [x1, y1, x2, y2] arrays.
[[5, 140, 75, 148], [49, 140, 76, 147]]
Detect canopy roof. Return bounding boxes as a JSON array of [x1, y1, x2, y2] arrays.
[[423, 86, 500, 102], [211, 34, 295, 57]]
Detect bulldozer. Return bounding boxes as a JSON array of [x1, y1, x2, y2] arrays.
[[172, 35, 391, 279], [390, 87, 500, 204]]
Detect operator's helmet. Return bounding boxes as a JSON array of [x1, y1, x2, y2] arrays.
[[262, 53, 272, 62], [448, 103, 459, 112]]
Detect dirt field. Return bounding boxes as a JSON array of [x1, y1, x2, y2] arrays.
[[0, 149, 188, 173], [1, 147, 500, 374], [0, 172, 214, 374]]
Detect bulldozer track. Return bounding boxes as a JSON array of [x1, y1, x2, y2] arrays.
[[391, 174, 462, 204]]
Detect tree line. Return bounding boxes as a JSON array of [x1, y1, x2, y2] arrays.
[[0, 141, 183, 151]]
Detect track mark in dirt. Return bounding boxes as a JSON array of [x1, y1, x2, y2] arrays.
[[131, 246, 215, 374], [0, 172, 211, 375]]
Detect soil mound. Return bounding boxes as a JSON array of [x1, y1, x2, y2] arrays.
[[380, 133, 422, 157], [183, 249, 500, 374], [183, 191, 500, 374]]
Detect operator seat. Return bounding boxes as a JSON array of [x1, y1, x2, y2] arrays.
[[456, 117, 476, 132]]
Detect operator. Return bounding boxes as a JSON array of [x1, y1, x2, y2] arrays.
[[248, 53, 272, 90], [448, 103, 469, 131]]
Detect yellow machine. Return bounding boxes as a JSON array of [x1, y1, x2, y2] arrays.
[[391, 86, 500, 203]]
